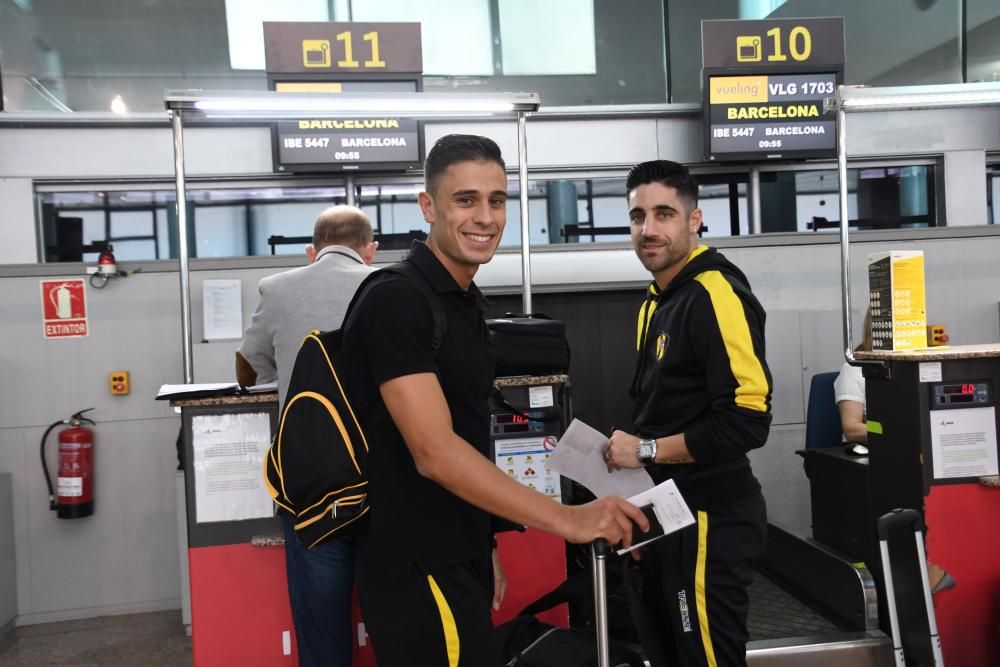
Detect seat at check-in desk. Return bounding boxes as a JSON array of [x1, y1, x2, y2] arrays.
[[796, 371, 877, 564], [804, 372, 843, 451]]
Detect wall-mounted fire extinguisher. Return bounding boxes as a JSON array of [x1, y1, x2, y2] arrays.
[[41, 409, 96, 519]]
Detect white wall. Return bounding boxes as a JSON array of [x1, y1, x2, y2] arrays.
[[2, 105, 1000, 622], [0, 179, 37, 263]]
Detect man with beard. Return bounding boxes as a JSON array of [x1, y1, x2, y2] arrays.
[[602, 160, 773, 667]]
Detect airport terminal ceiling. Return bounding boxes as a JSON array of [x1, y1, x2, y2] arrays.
[[2, 1, 1000, 112]]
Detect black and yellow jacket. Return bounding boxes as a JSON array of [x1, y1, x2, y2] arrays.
[[631, 245, 772, 503]]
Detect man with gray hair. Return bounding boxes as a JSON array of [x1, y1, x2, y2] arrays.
[[236, 204, 377, 667]]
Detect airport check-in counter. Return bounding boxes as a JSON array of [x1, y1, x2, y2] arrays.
[[857, 344, 1000, 665], [173, 376, 574, 665], [490, 374, 572, 629], [173, 393, 377, 667], [173, 393, 299, 667]]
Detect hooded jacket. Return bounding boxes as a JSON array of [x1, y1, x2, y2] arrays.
[[631, 245, 772, 501]]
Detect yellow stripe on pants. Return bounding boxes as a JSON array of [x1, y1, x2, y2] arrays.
[[695, 510, 718, 667], [427, 575, 460, 667]]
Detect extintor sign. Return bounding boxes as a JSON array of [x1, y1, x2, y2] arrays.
[[40, 278, 89, 339]]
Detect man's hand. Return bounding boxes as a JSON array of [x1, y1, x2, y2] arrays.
[[491, 548, 507, 611], [235, 351, 257, 388], [602, 430, 642, 472], [561, 496, 649, 549]]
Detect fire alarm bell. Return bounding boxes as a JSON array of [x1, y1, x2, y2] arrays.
[[109, 371, 130, 395]]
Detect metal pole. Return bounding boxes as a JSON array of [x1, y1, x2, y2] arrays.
[[591, 540, 610, 667], [171, 109, 194, 384], [748, 166, 762, 235], [517, 112, 533, 314], [837, 93, 855, 365], [959, 0, 967, 83], [345, 174, 356, 206]]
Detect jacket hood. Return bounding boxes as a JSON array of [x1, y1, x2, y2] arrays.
[[652, 246, 752, 302]]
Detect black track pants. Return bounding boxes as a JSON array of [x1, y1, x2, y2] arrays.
[[640, 492, 767, 667]]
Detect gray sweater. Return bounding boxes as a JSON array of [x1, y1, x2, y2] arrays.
[[238, 245, 375, 404]]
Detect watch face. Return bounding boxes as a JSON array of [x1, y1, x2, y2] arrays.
[[638, 440, 655, 462]]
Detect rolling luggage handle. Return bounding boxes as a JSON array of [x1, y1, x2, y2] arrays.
[[877, 508, 944, 667], [591, 539, 611, 667]]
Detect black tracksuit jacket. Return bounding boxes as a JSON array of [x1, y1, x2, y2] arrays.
[[631, 245, 773, 504]]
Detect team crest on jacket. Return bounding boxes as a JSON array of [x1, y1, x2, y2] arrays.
[[655, 331, 669, 361]]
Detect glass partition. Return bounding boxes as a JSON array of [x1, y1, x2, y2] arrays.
[[0, 0, 666, 112], [666, 0, 980, 102], [967, 0, 1000, 84], [36, 161, 939, 263], [3, 1, 999, 112]]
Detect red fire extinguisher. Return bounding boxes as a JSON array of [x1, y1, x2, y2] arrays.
[[41, 409, 96, 519]]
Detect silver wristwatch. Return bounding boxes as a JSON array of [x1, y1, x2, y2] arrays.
[[636, 438, 657, 465]]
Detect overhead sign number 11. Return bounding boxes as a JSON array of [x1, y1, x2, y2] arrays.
[[336, 30, 386, 69]]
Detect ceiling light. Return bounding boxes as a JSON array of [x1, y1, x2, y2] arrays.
[[836, 82, 1000, 112], [166, 90, 540, 120], [110, 94, 127, 114]]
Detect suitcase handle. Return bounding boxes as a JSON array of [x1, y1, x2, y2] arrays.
[[877, 508, 924, 540], [591, 540, 610, 667]]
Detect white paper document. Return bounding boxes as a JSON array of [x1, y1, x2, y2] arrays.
[[547, 419, 655, 499], [192, 412, 274, 523], [202, 279, 243, 341], [616, 479, 696, 555], [156, 381, 278, 400], [929, 406, 999, 478]]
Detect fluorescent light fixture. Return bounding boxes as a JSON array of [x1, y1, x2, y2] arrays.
[[165, 90, 540, 120], [110, 94, 127, 114], [836, 82, 1000, 112]]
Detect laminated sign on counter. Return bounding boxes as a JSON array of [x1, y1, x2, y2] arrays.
[[867, 250, 927, 351]]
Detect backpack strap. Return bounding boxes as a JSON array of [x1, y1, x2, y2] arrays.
[[341, 260, 447, 353], [380, 261, 447, 354]]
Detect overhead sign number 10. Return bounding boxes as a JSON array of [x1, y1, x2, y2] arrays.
[[765, 26, 812, 62], [336, 30, 386, 69]]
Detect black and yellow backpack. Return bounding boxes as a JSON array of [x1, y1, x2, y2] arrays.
[[263, 261, 445, 549]]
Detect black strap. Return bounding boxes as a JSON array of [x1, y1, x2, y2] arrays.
[[517, 567, 592, 618], [317, 248, 364, 265], [515, 557, 668, 667], [619, 558, 669, 667], [342, 261, 447, 353]]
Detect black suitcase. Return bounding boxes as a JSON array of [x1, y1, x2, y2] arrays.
[[877, 508, 944, 666], [487, 313, 570, 377], [497, 541, 655, 667]]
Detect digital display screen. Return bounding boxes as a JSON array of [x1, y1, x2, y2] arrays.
[[494, 413, 532, 425], [270, 79, 422, 173], [930, 380, 992, 411], [704, 71, 839, 162]]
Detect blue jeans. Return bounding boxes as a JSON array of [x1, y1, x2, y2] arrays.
[[281, 513, 355, 667]]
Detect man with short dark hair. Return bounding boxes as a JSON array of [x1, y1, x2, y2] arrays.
[[339, 134, 648, 666], [603, 160, 772, 667], [237, 204, 377, 667]]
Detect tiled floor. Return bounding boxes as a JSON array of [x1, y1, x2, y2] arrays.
[[0, 611, 191, 667], [0, 572, 837, 666]]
